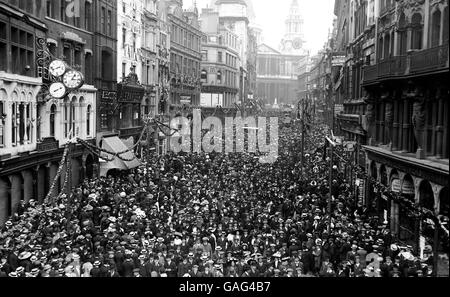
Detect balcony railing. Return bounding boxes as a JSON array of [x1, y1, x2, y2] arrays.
[[378, 55, 407, 78], [363, 65, 378, 83], [410, 44, 449, 74], [363, 43, 448, 83]]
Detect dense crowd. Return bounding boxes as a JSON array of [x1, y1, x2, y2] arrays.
[[0, 120, 434, 277]]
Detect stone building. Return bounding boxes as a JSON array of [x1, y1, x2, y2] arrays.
[[256, 0, 307, 106], [334, 0, 449, 273], [362, 0, 448, 261], [165, 0, 202, 115], [199, 8, 241, 108], [0, 0, 114, 225]]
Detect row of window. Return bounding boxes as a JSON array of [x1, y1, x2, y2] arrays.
[[222, 31, 238, 50], [11, 0, 33, 13], [170, 52, 200, 78], [200, 69, 238, 88], [378, 9, 449, 60], [0, 100, 92, 148], [0, 22, 35, 76], [170, 23, 201, 52]]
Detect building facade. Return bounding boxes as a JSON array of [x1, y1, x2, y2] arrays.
[[256, 44, 302, 106], [333, 0, 449, 274], [199, 8, 240, 108], [214, 0, 257, 109], [256, 0, 306, 106], [141, 0, 159, 122], [166, 0, 202, 115], [0, 0, 110, 225]]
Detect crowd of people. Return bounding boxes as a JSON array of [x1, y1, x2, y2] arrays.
[[0, 118, 435, 277]]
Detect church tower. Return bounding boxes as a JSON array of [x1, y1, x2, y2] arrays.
[[280, 0, 305, 54]]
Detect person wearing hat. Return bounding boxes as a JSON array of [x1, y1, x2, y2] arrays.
[[201, 236, 212, 257], [189, 264, 202, 277], [346, 244, 358, 263], [164, 253, 178, 277], [90, 260, 102, 277]]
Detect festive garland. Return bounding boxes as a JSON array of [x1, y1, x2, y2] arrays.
[[43, 143, 69, 206], [77, 138, 137, 162]]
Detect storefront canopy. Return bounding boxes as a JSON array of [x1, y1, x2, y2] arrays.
[[99, 136, 141, 177]]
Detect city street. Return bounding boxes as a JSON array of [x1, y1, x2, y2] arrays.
[[0, 0, 448, 280], [0, 120, 445, 277]]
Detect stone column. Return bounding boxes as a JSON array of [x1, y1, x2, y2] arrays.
[[21, 170, 34, 203], [9, 174, 22, 214], [0, 178, 9, 226]]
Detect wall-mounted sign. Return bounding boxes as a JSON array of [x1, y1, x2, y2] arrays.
[[332, 55, 346, 67], [100, 90, 117, 102], [117, 85, 145, 103], [391, 178, 414, 195], [402, 180, 415, 195], [391, 179, 401, 193]]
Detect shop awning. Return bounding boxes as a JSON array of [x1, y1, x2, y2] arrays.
[[99, 136, 141, 177]]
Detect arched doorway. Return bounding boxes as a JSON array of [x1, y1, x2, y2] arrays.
[[85, 154, 94, 180]]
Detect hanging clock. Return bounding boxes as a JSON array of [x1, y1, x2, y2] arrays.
[[49, 82, 67, 99], [49, 60, 67, 77], [62, 70, 84, 89]]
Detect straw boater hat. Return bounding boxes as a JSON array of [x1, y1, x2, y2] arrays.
[[18, 251, 32, 260]]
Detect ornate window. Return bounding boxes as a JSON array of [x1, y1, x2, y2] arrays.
[[398, 13, 407, 55], [410, 13, 423, 50], [430, 9, 442, 47]]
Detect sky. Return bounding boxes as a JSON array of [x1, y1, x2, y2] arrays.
[[185, 0, 336, 54]]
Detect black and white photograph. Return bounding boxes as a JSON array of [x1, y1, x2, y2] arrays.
[[0, 0, 448, 291]]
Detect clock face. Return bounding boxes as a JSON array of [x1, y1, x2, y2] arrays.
[[49, 60, 67, 77], [63, 70, 84, 89], [49, 82, 67, 99], [293, 38, 303, 50]]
